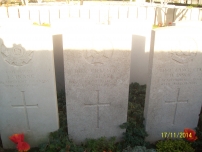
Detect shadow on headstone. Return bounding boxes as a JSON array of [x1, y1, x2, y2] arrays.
[[130, 35, 149, 85], [52, 34, 65, 93]]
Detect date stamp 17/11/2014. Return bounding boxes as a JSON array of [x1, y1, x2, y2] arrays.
[[162, 132, 193, 139]]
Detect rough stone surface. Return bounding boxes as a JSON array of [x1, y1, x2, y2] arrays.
[[172, 21, 202, 27], [144, 26, 202, 142], [0, 24, 59, 148], [63, 24, 131, 143]]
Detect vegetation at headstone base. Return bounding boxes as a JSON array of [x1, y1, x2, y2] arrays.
[[33, 22, 51, 27], [119, 83, 149, 149], [191, 107, 202, 151], [155, 139, 195, 152], [83, 137, 117, 152], [122, 146, 156, 152]]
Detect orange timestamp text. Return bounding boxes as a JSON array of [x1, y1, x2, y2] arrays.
[[162, 132, 193, 138]]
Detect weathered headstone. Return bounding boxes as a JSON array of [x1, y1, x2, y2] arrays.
[[144, 26, 202, 142], [80, 6, 90, 19], [146, 6, 156, 23], [118, 6, 128, 19], [137, 6, 147, 20], [0, 7, 8, 19], [89, 6, 99, 23], [59, 6, 70, 19], [39, 6, 50, 24], [0, 24, 59, 148], [128, 6, 137, 19], [29, 7, 40, 24], [18, 7, 30, 20], [172, 21, 202, 27], [69, 6, 80, 18], [63, 24, 131, 143], [7, 7, 19, 19], [190, 8, 200, 21], [99, 6, 109, 24], [49, 6, 60, 24]]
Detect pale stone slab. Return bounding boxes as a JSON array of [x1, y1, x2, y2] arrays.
[[39, 7, 50, 24], [165, 7, 175, 25], [144, 26, 202, 142], [146, 6, 156, 23], [0, 25, 59, 148], [59, 6, 70, 19], [172, 21, 202, 27], [128, 6, 137, 19], [137, 6, 147, 20], [109, 6, 118, 21], [155, 7, 166, 25], [63, 24, 131, 143], [0, 7, 8, 19], [89, 6, 99, 23], [18, 7, 29, 20], [69, 6, 80, 18], [99, 6, 109, 24], [199, 9, 202, 21], [110, 19, 152, 85], [80, 6, 90, 19], [29, 7, 40, 24], [8, 7, 19, 19], [49, 6, 60, 24], [190, 8, 200, 21], [118, 6, 128, 19]]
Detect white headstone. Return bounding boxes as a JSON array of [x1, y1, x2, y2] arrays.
[[29, 7, 40, 24], [165, 7, 175, 25], [69, 6, 80, 18], [118, 6, 128, 19], [137, 6, 147, 20], [146, 6, 156, 23], [59, 6, 70, 19], [155, 7, 166, 25], [8, 7, 19, 19], [39, 7, 50, 24], [144, 26, 202, 142], [0, 7, 8, 19], [108, 6, 118, 21], [172, 21, 202, 27], [63, 24, 131, 143], [89, 6, 99, 23], [49, 6, 60, 24], [18, 7, 29, 20], [199, 8, 202, 20], [99, 6, 109, 24], [190, 8, 200, 21], [80, 6, 90, 19], [0, 24, 59, 148], [128, 6, 138, 19]]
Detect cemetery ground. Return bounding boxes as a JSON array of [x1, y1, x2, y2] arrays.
[[0, 83, 202, 152]]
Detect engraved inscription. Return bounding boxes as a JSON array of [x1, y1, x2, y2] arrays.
[[0, 39, 34, 66], [170, 37, 197, 64], [66, 68, 118, 88], [159, 67, 202, 86], [12, 91, 38, 130], [5, 70, 48, 87], [165, 88, 188, 125], [84, 90, 110, 128], [84, 36, 113, 65]]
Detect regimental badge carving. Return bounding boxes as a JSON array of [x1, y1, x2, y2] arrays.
[[84, 35, 113, 65], [0, 39, 34, 66], [170, 37, 197, 64]]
